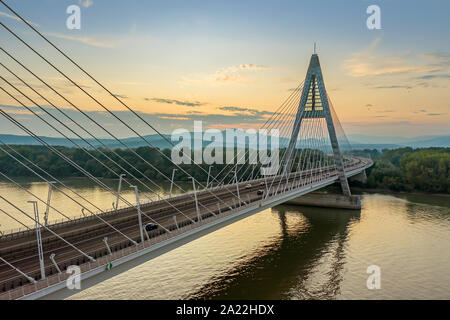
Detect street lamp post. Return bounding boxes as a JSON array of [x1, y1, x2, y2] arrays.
[[115, 174, 126, 211], [130, 186, 145, 244], [206, 166, 212, 189], [170, 169, 177, 197], [28, 201, 45, 280], [44, 181, 56, 227], [191, 178, 201, 222], [234, 167, 241, 207], [49, 253, 61, 274]]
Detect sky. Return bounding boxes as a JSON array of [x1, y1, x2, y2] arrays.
[[0, 0, 449, 139]]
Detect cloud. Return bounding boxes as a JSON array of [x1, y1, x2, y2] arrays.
[[0, 105, 40, 116], [112, 94, 128, 99], [421, 52, 450, 67], [229, 64, 270, 71], [415, 74, 450, 80], [150, 98, 205, 107], [78, 0, 94, 8], [219, 106, 273, 118], [214, 73, 245, 83], [151, 105, 279, 127], [220, 106, 252, 113], [374, 85, 413, 89], [181, 63, 270, 86], [0, 11, 39, 27], [158, 115, 190, 120], [153, 111, 269, 125], [344, 38, 434, 77], [45, 32, 116, 48], [369, 81, 436, 90], [215, 64, 270, 82]]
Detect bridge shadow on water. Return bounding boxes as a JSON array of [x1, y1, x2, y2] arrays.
[[188, 205, 361, 300]]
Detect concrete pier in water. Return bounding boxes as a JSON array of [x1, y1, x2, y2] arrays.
[[286, 192, 361, 210]]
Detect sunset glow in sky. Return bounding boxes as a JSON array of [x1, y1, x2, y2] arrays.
[[0, 0, 449, 138]]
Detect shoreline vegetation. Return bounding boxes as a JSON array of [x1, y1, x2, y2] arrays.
[[0, 145, 448, 195], [349, 147, 449, 194], [349, 187, 450, 197]]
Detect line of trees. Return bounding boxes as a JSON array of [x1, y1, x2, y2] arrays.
[[0, 145, 229, 183], [0, 145, 330, 183], [351, 147, 450, 193], [1, 145, 449, 194]]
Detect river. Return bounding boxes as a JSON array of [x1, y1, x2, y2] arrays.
[[0, 178, 449, 299]]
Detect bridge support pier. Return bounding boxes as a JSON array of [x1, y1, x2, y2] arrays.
[[349, 170, 367, 183], [286, 192, 361, 210]]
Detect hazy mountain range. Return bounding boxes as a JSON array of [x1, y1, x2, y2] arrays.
[[0, 133, 448, 150], [347, 134, 450, 149]]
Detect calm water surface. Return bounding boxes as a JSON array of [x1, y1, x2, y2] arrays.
[[0, 178, 449, 299]]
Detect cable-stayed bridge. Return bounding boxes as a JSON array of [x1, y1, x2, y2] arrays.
[[0, 1, 372, 300]]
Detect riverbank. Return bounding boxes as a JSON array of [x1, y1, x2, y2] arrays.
[[350, 186, 450, 198]]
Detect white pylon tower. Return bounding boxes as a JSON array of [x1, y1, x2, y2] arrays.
[[284, 51, 351, 196]]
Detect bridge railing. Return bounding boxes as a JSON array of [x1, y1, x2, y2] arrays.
[[0, 186, 263, 300], [0, 158, 371, 240], [0, 158, 371, 241], [0, 159, 372, 300]]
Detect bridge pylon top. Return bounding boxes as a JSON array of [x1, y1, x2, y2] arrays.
[[284, 51, 352, 196]]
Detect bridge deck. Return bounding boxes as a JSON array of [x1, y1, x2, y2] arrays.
[[0, 157, 372, 300]]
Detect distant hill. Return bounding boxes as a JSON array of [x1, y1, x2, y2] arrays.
[[0, 133, 448, 150], [348, 134, 450, 149], [405, 135, 450, 148], [0, 133, 172, 150]]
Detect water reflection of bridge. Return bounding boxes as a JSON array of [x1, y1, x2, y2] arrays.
[[190, 205, 359, 300]]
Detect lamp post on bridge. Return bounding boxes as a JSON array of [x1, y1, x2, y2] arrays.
[[173, 215, 179, 229], [49, 253, 61, 274], [103, 237, 112, 255], [170, 169, 177, 197], [191, 177, 201, 222], [130, 186, 145, 244], [115, 174, 126, 211], [263, 174, 269, 198], [249, 164, 255, 181], [205, 166, 212, 189], [44, 181, 56, 227], [234, 167, 241, 207], [28, 200, 45, 280]]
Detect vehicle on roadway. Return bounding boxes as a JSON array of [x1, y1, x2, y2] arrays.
[[145, 223, 158, 232], [245, 184, 252, 189], [257, 189, 264, 195]]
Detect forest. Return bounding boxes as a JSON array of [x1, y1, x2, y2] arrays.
[[351, 147, 450, 193]]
